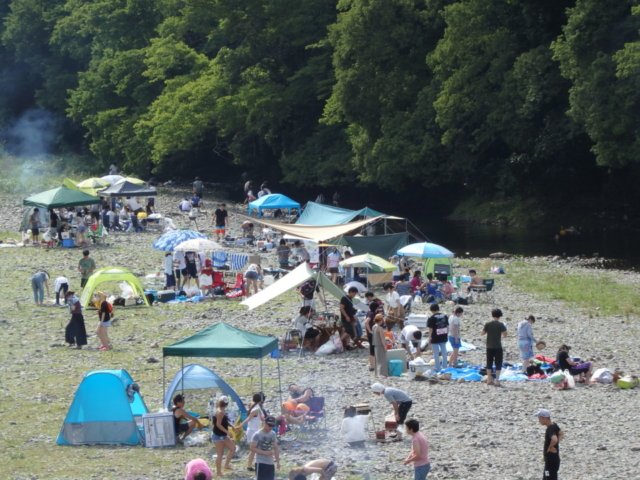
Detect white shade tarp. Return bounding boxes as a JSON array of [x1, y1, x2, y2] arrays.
[[241, 262, 348, 311]]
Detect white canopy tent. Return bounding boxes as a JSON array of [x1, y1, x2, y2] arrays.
[[240, 262, 367, 311]]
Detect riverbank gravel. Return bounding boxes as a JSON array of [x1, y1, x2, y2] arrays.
[[0, 187, 638, 480]]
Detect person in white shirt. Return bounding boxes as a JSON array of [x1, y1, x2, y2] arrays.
[[173, 250, 187, 288], [400, 324, 423, 359], [126, 197, 143, 214], [292, 306, 321, 350], [340, 406, 369, 448], [109, 163, 118, 175], [54, 276, 69, 305], [448, 307, 464, 367], [383, 282, 405, 331], [179, 198, 192, 212], [164, 252, 176, 290]]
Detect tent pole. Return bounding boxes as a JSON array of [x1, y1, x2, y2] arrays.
[[162, 356, 166, 409], [260, 357, 264, 395], [277, 356, 282, 406], [181, 357, 184, 394]]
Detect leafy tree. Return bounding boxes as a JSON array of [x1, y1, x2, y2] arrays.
[[554, 0, 640, 168]]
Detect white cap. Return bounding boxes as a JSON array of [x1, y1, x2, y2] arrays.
[[219, 395, 229, 403], [371, 383, 385, 393], [534, 408, 551, 418]]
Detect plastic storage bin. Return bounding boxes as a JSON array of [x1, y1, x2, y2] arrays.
[[62, 238, 75, 248], [388, 359, 403, 377]]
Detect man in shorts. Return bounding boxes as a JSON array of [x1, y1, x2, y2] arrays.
[[481, 308, 508, 386], [250, 415, 280, 480], [400, 324, 423, 359], [171, 394, 204, 444], [211, 204, 229, 241], [185, 251, 200, 287], [173, 250, 188, 289]]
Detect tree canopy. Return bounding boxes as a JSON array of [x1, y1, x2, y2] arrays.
[[1, 0, 640, 206]]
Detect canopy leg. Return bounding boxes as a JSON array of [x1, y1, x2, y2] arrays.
[[277, 356, 282, 406], [181, 357, 184, 394], [162, 356, 166, 410], [260, 357, 264, 395]]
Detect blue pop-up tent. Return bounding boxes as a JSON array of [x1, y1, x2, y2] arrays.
[[57, 369, 148, 445], [164, 364, 247, 413], [248, 194, 300, 217]]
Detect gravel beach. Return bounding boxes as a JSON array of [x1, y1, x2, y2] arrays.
[[0, 187, 639, 480]]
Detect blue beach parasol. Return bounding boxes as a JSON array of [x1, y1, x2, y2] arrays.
[[152, 229, 208, 252]]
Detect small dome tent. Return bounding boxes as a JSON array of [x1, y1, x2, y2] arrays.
[[80, 267, 150, 308], [164, 364, 247, 413], [56, 369, 148, 445]]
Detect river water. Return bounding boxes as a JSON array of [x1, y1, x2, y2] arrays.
[[410, 218, 640, 270]]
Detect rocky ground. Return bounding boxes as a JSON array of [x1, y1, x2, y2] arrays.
[[0, 186, 639, 480]]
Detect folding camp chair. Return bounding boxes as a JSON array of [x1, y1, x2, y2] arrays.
[[225, 273, 246, 299], [470, 279, 494, 303], [306, 397, 326, 430], [87, 224, 106, 245]]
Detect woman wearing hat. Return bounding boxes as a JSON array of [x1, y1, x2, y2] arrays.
[[212, 396, 237, 476]]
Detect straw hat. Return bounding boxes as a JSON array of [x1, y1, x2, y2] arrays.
[[536, 340, 546, 350]]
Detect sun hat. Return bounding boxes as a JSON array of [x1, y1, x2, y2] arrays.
[[371, 383, 385, 393]]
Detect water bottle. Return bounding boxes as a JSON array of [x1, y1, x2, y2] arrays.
[[208, 396, 215, 415]]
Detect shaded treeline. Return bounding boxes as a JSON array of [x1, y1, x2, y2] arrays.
[[1, 0, 640, 213]]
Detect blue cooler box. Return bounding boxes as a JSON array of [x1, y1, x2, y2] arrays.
[[388, 359, 403, 377], [62, 239, 75, 248]]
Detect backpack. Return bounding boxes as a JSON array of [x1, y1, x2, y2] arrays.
[[106, 302, 114, 319]]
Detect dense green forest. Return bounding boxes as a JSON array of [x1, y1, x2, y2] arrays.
[[1, 0, 640, 218]]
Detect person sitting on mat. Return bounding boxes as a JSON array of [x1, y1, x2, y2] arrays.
[[288, 459, 338, 480]]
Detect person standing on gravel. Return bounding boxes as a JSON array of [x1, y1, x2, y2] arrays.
[[518, 315, 539, 374], [78, 250, 96, 289], [31, 270, 50, 306], [212, 204, 229, 241], [403, 419, 431, 480], [535, 409, 563, 480], [426, 303, 448, 372], [481, 308, 508, 386], [193, 177, 203, 198], [64, 290, 87, 349], [371, 383, 412, 425], [250, 415, 280, 480]]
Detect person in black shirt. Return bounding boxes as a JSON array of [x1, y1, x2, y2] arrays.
[[211, 204, 230, 241], [339, 287, 362, 350], [426, 303, 449, 372], [535, 408, 563, 480], [556, 344, 594, 385], [171, 394, 204, 444]]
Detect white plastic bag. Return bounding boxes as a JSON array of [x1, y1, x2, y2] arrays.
[[185, 286, 200, 297], [332, 334, 344, 353], [120, 282, 134, 297], [315, 342, 336, 356], [413, 294, 422, 304], [563, 370, 575, 389]]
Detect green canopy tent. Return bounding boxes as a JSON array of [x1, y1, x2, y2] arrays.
[[333, 232, 409, 260], [162, 322, 282, 404], [23, 187, 101, 209]]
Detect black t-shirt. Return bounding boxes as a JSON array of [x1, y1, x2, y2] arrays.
[[427, 313, 449, 343], [214, 209, 228, 226], [99, 301, 111, 322], [185, 252, 197, 266], [50, 212, 59, 228], [544, 423, 561, 458], [300, 282, 318, 300], [557, 350, 571, 371], [340, 296, 356, 322]]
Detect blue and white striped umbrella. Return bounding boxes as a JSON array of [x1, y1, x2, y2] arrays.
[[152, 229, 208, 252], [397, 242, 454, 258]]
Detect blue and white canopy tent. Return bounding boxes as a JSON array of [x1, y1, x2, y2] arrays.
[[248, 194, 301, 217]]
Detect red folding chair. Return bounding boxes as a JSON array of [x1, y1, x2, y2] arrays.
[[226, 273, 246, 298]]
